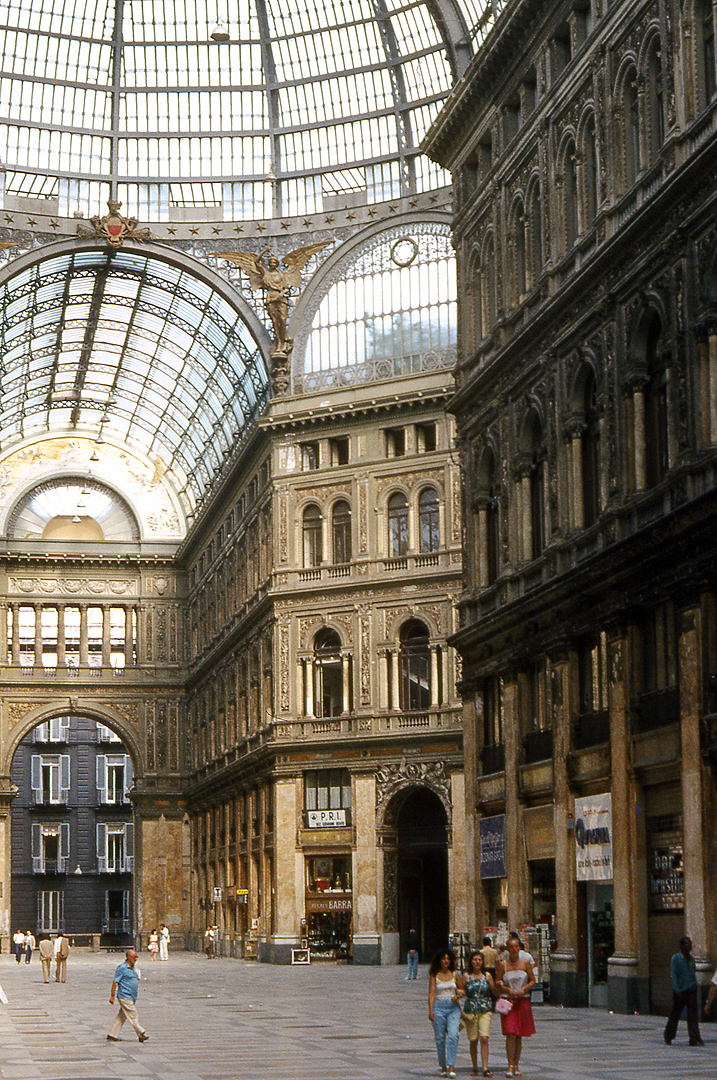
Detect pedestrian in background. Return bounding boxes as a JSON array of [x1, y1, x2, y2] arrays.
[[480, 936, 498, 980], [148, 929, 159, 960], [107, 947, 149, 1043], [204, 926, 215, 958], [38, 936, 53, 983], [13, 929, 24, 963], [24, 930, 35, 964], [159, 923, 169, 961], [664, 937, 704, 1046], [54, 933, 69, 983], [405, 927, 420, 980], [704, 967, 717, 1017]]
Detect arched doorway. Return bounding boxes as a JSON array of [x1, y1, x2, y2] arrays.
[[396, 787, 449, 960], [10, 714, 135, 944]]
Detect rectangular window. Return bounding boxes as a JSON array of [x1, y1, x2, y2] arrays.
[[32, 823, 70, 873], [300, 442, 319, 470], [304, 768, 351, 811], [415, 422, 437, 452], [384, 427, 405, 457], [96, 754, 133, 804], [38, 890, 64, 932], [31, 755, 70, 805], [96, 723, 121, 743], [97, 823, 134, 873], [33, 717, 69, 743], [329, 436, 349, 465]]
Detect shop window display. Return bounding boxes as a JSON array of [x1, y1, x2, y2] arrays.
[[306, 856, 352, 960]]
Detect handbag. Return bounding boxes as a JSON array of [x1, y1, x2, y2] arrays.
[[495, 996, 513, 1015]]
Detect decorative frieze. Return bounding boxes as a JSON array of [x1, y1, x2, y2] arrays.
[[8, 577, 137, 597]]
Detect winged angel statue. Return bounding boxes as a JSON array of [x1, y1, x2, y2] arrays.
[[218, 243, 328, 355]]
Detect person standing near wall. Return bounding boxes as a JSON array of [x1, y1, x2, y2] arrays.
[[159, 923, 169, 961], [664, 937, 704, 1046], [406, 928, 420, 980], [24, 930, 35, 964], [54, 934, 69, 983]]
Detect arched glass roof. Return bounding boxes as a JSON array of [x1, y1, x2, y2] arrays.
[[0, 0, 502, 220], [0, 247, 270, 511]]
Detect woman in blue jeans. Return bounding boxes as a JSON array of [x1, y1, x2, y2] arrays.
[[428, 948, 463, 1078]]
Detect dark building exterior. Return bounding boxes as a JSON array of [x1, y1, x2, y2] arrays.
[[424, 0, 717, 1013], [11, 715, 133, 940]]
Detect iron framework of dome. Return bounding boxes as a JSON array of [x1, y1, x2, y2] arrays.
[[0, 0, 503, 221]]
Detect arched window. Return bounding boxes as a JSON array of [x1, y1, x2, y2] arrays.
[[482, 234, 497, 333], [331, 500, 351, 564], [527, 182, 542, 287], [418, 488, 440, 553], [623, 67, 640, 189], [644, 312, 669, 486], [581, 369, 601, 527], [302, 504, 322, 567], [512, 199, 526, 303], [388, 492, 409, 557], [399, 620, 431, 711], [582, 113, 598, 225], [701, 0, 717, 109], [313, 628, 345, 717], [563, 139, 578, 250], [525, 411, 545, 559], [646, 38, 664, 163]]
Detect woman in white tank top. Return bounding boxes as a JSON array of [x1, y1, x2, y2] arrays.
[[495, 937, 536, 1076], [428, 948, 464, 1077]]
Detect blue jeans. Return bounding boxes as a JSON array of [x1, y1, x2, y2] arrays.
[[407, 949, 419, 979], [432, 998, 460, 1069]]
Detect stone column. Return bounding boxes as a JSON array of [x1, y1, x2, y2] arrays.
[[678, 603, 710, 967], [607, 628, 647, 1013], [633, 387, 646, 491], [101, 605, 111, 667], [271, 778, 299, 962], [125, 606, 135, 666], [390, 651, 400, 711], [79, 604, 88, 666], [296, 660, 304, 717], [379, 651, 390, 711], [549, 647, 584, 1004], [34, 603, 42, 667], [0, 778, 18, 954], [10, 603, 19, 665], [430, 646, 439, 707], [567, 421, 584, 530], [503, 677, 530, 927], [353, 772, 379, 963], [475, 498, 488, 587], [709, 329, 717, 444], [0, 603, 7, 665], [305, 659, 314, 717], [341, 653, 350, 714], [56, 605, 65, 666]]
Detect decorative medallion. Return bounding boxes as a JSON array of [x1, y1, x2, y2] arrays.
[[77, 200, 153, 247]]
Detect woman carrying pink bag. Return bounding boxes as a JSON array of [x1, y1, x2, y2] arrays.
[[495, 938, 536, 1077]]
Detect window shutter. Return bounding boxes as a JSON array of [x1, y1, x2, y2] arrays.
[[49, 717, 60, 741], [34, 722, 48, 743], [31, 756, 42, 804], [96, 823, 107, 872], [31, 823, 42, 872], [123, 756, 134, 801], [123, 889, 130, 921], [59, 716, 69, 741], [59, 891, 64, 932], [59, 822, 70, 869], [96, 755, 107, 804], [125, 822, 134, 872], [59, 756, 70, 802]]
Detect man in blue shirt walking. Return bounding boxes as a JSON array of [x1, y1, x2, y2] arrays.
[[107, 947, 149, 1043], [663, 937, 704, 1046]]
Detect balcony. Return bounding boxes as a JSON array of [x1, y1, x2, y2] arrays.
[[632, 687, 679, 734], [102, 918, 131, 934], [32, 857, 68, 874], [480, 742, 505, 775], [572, 710, 610, 750], [522, 728, 553, 764]]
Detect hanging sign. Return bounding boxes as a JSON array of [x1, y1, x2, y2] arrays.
[[479, 815, 506, 879], [574, 793, 613, 881]]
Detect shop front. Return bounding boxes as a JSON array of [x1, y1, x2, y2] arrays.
[[305, 854, 352, 960], [575, 794, 614, 1008]]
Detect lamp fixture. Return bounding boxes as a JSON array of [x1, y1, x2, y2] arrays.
[[72, 515, 81, 523], [90, 450, 99, 461], [210, 21, 229, 41]]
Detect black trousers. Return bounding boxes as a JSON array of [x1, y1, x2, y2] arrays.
[[664, 985, 702, 1044]]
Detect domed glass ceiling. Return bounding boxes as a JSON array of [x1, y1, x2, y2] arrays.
[[0, 0, 502, 220], [0, 248, 270, 511]]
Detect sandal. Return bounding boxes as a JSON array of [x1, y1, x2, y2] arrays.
[[483, 1071, 493, 1077], [506, 1070, 513, 1078], [513, 1071, 522, 1077]]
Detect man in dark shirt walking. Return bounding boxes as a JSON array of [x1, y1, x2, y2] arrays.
[[107, 948, 149, 1043], [664, 937, 704, 1046]]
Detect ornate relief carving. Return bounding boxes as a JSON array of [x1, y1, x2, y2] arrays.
[[358, 477, 368, 554], [8, 577, 137, 597], [145, 612, 153, 663], [145, 702, 155, 771], [279, 494, 288, 562], [114, 703, 139, 729], [451, 466, 461, 542], [375, 470, 443, 496], [298, 611, 353, 648], [383, 848, 398, 932], [279, 622, 290, 712], [295, 481, 351, 501], [147, 575, 175, 595], [384, 607, 409, 638], [7, 702, 40, 728], [156, 609, 167, 662], [417, 604, 443, 634], [376, 759, 451, 820], [359, 608, 371, 705]]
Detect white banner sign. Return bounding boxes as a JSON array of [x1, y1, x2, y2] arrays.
[[307, 809, 346, 828], [574, 793, 613, 882]]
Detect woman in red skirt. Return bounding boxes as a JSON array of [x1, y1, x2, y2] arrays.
[[495, 937, 536, 1076]]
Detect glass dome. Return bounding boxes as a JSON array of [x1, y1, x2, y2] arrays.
[[0, 0, 502, 221]]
